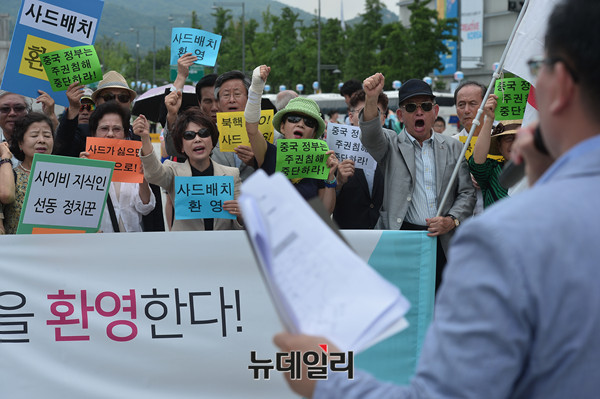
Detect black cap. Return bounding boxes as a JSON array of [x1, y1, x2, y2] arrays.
[[398, 79, 435, 104]]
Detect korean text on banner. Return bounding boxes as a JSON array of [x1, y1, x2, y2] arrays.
[[85, 137, 143, 183], [275, 139, 330, 180], [174, 176, 235, 220], [16, 153, 113, 234], [40, 45, 102, 91], [170, 28, 222, 66], [325, 123, 376, 173], [494, 77, 531, 121], [0, 0, 103, 106], [217, 110, 275, 152]]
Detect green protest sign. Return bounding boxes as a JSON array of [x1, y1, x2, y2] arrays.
[[494, 77, 531, 121], [275, 139, 330, 180], [40, 45, 103, 91], [17, 154, 114, 234]]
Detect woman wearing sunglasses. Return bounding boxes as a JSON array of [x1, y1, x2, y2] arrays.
[[79, 102, 155, 233], [133, 108, 243, 231], [244, 65, 339, 214]]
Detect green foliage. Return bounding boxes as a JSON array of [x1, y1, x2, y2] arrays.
[[112, 0, 458, 92]]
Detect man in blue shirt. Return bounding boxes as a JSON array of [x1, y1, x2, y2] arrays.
[[274, 0, 600, 397]]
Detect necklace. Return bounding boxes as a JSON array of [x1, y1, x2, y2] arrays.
[[19, 164, 31, 173]]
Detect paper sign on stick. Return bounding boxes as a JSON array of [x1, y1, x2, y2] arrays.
[[494, 77, 530, 121], [0, 0, 104, 106], [17, 153, 113, 234], [85, 137, 143, 183], [275, 139, 330, 180], [40, 45, 102, 91], [217, 110, 274, 152], [325, 123, 376, 173], [170, 27, 222, 66], [174, 176, 235, 220]]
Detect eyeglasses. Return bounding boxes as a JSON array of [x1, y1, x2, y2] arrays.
[[183, 128, 211, 140], [97, 125, 124, 135], [79, 103, 96, 112], [101, 93, 131, 103], [0, 105, 27, 114], [401, 102, 434, 113], [527, 55, 579, 82], [285, 114, 318, 129]]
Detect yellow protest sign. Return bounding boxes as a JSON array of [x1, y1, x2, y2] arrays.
[[18, 34, 68, 80], [217, 110, 274, 152]]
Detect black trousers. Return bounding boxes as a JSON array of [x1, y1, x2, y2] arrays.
[[400, 221, 447, 293]]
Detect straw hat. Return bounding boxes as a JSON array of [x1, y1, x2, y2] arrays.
[[489, 119, 522, 156], [272, 97, 326, 138], [91, 71, 137, 102]]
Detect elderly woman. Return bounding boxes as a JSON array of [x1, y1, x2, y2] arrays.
[[80, 102, 155, 232], [244, 65, 339, 214], [4, 112, 54, 234], [469, 94, 521, 208], [133, 109, 243, 231]]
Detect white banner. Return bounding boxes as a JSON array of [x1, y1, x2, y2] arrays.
[[325, 123, 377, 173], [461, 0, 484, 69], [0, 230, 435, 397]]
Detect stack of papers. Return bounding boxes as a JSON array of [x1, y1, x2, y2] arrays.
[[240, 170, 410, 352]]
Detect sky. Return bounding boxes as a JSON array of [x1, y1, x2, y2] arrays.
[[276, 0, 400, 20]]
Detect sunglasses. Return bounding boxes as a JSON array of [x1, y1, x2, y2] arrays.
[[285, 114, 317, 129], [79, 103, 96, 112], [0, 105, 27, 114], [183, 128, 211, 140], [402, 102, 434, 113], [101, 93, 131, 103]]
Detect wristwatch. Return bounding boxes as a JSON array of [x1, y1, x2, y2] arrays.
[[447, 214, 460, 228], [0, 158, 12, 166]]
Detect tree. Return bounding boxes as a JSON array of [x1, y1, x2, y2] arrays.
[[94, 35, 134, 81], [379, 0, 458, 86]]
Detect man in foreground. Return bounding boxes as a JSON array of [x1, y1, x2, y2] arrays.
[[275, 0, 600, 397]]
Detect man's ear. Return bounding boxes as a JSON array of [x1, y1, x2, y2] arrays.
[[396, 108, 404, 123], [549, 62, 576, 115]]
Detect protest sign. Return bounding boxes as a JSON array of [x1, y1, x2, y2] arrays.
[[85, 137, 143, 183], [170, 28, 222, 66], [40, 45, 102, 91], [217, 110, 275, 152], [174, 176, 235, 220], [16, 153, 113, 234], [275, 139, 330, 180], [494, 77, 531, 121], [325, 123, 376, 173], [1, 0, 103, 106]]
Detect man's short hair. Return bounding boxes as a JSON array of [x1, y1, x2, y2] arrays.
[[435, 116, 446, 125], [195, 74, 218, 103], [545, 0, 599, 118], [349, 89, 388, 111], [340, 79, 362, 97], [275, 90, 299, 111], [214, 70, 250, 100], [453, 81, 486, 104]]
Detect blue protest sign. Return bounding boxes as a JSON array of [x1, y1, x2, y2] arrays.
[[170, 27, 222, 67], [174, 176, 235, 220], [0, 0, 104, 107]]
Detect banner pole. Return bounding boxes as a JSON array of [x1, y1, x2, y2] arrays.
[[436, 0, 531, 216]]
